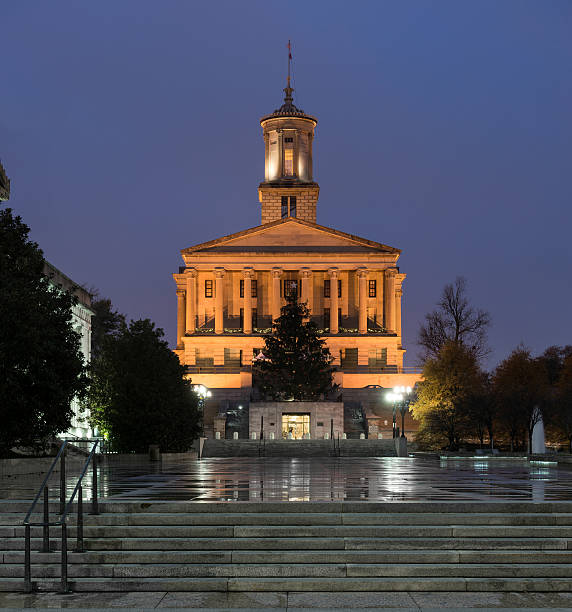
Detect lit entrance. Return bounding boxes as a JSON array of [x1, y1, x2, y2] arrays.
[[282, 414, 310, 440]]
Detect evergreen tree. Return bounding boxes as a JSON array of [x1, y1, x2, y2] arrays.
[[87, 319, 200, 452], [0, 208, 87, 455], [253, 296, 337, 401]]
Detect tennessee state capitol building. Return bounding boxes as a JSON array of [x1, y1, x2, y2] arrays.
[[173, 74, 420, 439]]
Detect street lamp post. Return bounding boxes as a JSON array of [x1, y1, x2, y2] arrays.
[[192, 384, 212, 436], [385, 386, 412, 439]]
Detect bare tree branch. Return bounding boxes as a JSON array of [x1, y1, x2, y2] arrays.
[[418, 276, 491, 362]]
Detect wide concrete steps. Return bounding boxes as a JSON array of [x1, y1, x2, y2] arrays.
[[3, 501, 572, 592]]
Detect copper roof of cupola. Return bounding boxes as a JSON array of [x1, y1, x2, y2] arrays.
[[260, 82, 317, 125]]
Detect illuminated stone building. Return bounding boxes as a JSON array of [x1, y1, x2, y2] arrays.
[[173, 78, 420, 438]]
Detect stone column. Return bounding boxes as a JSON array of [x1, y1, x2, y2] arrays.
[[395, 287, 403, 338], [176, 289, 186, 348], [271, 268, 283, 323], [243, 268, 254, 334], [278, 131, 284, 178], [329, 268, 339, 334], [385, 269, 396, 332], [300, 268, 313, 314], [185, 268, 197, 334], [357, 268, 368, 335], [214, 268, 225, 335]]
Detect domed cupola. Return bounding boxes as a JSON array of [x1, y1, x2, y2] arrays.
[[258, 44, 320, 224]]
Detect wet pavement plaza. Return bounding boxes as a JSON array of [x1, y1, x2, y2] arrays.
[[57, 456, 572, 504], [4, 455, 572, 504]]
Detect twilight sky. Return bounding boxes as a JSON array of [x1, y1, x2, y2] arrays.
[[2, 1, 571, 369]]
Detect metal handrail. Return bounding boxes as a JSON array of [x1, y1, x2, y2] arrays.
[[23, 440, 99, 594], [23, 441, 67, 526]]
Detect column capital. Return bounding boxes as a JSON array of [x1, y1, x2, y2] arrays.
[[176, 289, 185, 297], [300, 267, 313, 279], [271, 267, 283, 279], [396, 288, 403, 298], [243, 267, 255, 279], [185, 267, 198, 278], [356, 267, 369, 278], [385, 267, 397, 278], [214, 267, 226, 279], [328, 267, 339, 279]]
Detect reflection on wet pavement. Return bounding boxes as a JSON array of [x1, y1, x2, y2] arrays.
[[3, 456, 572, 503], [98, 456, 572, 503]]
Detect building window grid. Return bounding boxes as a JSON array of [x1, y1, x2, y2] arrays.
[[281, 196, 297, 218], [369, 280, 377, 298], [204, 279, 213, 298]]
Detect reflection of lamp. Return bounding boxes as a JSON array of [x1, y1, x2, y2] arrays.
[[385, 386, 412, 438], [193, 385, 212, 436]]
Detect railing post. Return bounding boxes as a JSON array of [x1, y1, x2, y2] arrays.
[[60, 523, 69, 593], [24, 524, 32, 593], [59, 449, 66, 514], [75, 485, 84, 553], [41, 487, 50, 553], [90, 455, 99, 515]]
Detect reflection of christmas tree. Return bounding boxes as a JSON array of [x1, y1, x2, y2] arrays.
[[253, 296, 337, 401]]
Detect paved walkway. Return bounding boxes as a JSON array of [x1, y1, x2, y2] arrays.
[[90, 456, 572, 503], [3, 456, 571, 504], [2, 589, 572, 609]]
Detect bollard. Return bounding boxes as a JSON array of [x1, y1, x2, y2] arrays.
[[360, 433, 365, 439], [324, 433, 329, 440], [251, 432, 257, 440], [215, 431, 221, 440], [233, 432, 239, 440], [342, 433, 347, 439], [269, 432, 275, 440]]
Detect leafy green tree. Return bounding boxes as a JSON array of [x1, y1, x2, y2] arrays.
[[493, 347, 548, 452], [411, 342, 484, 450], [87, 319, 200, 452], [418, 277, 491, 362], [253, 296, 337, 401], [0, 208, 87, 454]]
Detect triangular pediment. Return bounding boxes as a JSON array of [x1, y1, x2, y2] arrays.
[[182, 218, 399, 255]]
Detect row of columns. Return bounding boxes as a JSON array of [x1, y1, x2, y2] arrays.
[[176, 266, 402, 346]]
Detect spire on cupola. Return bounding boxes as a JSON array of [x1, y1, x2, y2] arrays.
[[258, 42, 320, 224]]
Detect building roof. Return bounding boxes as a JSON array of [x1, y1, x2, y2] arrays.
[[181, 217, 400, 256], [260, 85, 317, 125]]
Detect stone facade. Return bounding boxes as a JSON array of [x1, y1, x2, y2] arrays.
[[44, 261, 95, 439], [249, 402, 344, 441], [173, 77, 422, 437]]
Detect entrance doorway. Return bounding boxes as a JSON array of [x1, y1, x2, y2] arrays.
[[282, 414, 310, 439]]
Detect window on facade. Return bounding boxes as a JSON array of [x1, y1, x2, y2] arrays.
[[205, 279, 213, 298], [240, 279, 257, 298], [289, 196, 296, 218], [324, 279, 341, 298], [323, 308, 330, 330], [196, 348, 214, 367], [369, 280, 377, 298], [224, 348, 241, 367], [284, 137, 294, 143], [340, 347, 358, 368], [281, 196, 288, 219], [368, 348, 387, 369], [284, 149, 294, 176], [283, 279, 298, 299]]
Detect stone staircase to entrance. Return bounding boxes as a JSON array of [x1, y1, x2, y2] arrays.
[[202, 439, 396, 458], [2, 500, 572, 593]]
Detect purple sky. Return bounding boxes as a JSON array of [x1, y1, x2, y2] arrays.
[[3, 1, 571, 369]]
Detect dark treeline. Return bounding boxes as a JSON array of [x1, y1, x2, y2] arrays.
[[411, 278, 572, 452]]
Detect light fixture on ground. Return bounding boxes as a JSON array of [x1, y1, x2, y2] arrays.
[[385, 386, 412, 438]]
